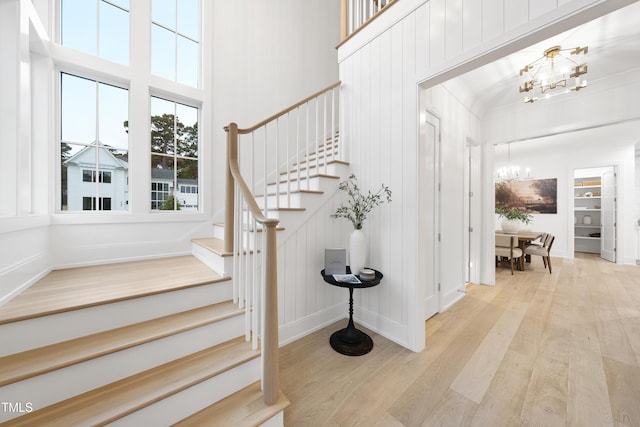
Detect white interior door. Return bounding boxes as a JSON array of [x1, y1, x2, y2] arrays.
[[601, 167, 616, 262], [421, 110, 441, 320]]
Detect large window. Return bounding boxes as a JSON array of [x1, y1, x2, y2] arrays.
[[56, 1, 201, 215], [61, 0, 130, 65], [151, 0, 200, 87], [150, 97, 199, 211], [60, 73, 129, 211]]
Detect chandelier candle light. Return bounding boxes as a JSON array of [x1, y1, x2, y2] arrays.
[[519, 45, 588, 103], [495, 143, 531, 182]]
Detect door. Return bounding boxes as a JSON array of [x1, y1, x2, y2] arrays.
[[601, 167, 616, 262], [421, 110, 441, 320]]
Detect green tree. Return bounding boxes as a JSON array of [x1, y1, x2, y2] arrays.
[[60, 143, 73, 209], [161, 195, 182, 210]]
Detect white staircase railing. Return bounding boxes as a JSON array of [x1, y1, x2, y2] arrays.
[[223, 81, 341, 405], [340, 0, 398, 41]]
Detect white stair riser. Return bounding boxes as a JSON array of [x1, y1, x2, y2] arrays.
[[280, 160, 342, 177], [256, 191, 322, 210], [0, 281, 232, 356], [0, 315, 245, 423], [213, 224, 225, 240], [260, 411, 285, 427], [191, 242, 232, 276], [108, 357, 261, 427], [266, 165, 348, 194]]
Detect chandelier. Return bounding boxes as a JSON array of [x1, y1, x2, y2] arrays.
[[495, 143, 531, 182], [519, 45, 588, 103]]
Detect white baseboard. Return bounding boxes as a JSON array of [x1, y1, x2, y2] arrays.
[[441, 288, 466, 312], [278, 304, 345, 347], [0, 253, 50, 307], [353, 305, 410, 350]]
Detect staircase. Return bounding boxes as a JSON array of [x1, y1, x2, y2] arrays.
[[0, 82, 346, 426], [0, 257, 287, 426]]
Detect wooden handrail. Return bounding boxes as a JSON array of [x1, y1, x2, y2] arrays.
[[225, 122, 280, 405], [228, 81, 341, 135], [226, 123, 278, 228], [223, 80, 341, 252], [223, 81, 341, 405]]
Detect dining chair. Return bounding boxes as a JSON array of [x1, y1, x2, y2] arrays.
[[528, 232, 548, 248], [495, 234, 523, 275], [524, 234, 555, 273]]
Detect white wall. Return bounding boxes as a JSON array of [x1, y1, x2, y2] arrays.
[[210, 0, 341, 220], [338, 0, 639, 351]]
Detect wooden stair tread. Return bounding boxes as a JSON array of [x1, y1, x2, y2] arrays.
[[267, 173, 340, 186], [280, 160, 349, 176], [174, 381, 290, 427], [0, 301, 243, 387], [192, 237, 232, 256], [254, 189, 324, 197], [290, 158, 349, 169], [0, 256, 227, 325], [3, 337, 260, 427]]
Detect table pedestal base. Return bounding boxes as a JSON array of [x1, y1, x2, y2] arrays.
[[330, 326, 373, 356]]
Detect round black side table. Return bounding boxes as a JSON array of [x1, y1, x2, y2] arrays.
[[320, 267, 383, 356]]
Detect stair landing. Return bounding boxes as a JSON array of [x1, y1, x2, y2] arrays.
[[0, 256, 226, 324]]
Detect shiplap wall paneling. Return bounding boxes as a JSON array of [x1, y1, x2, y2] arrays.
[[482, 0, 504, 41], [387, 22, 406, 327], [462, 0, 482, 51], [429, 0, 446, 68], [402, 15, 418, 330], [504, 0, 529, 31], [415, 3, 430, 74], [445, 0, 464, 60], [377, 29, 393, 322], [530, 0, 559, 20]]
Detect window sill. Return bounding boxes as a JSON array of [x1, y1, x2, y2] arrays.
[[51, 211, 208, 225]]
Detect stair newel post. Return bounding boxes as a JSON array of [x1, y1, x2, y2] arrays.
[[225, 123, 238, 253], [262, 218, 280, 405]]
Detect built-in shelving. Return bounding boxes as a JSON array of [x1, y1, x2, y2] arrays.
[[574, 176, 602, 254]]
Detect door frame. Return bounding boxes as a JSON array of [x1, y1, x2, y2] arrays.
[[420, 108, 441, 320]]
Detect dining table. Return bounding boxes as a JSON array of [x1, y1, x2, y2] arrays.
[[495, 230, 543, 271]]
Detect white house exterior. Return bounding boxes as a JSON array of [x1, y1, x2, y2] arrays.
[[64, 143, 129, 211]]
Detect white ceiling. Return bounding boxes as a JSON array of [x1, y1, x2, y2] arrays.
[[455, 1, 640, 112]]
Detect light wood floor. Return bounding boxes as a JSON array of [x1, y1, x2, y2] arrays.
[[279, 253, 640, 426], [0, 256, 223, 324]]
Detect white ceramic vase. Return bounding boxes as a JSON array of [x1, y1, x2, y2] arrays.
[[349, 229, 367, 275], [500, 219, 521, 234]]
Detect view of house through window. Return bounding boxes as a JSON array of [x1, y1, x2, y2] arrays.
[[60, 73, 129, 211], [150, 97, 199, 211], [59, 0, 200, 213]]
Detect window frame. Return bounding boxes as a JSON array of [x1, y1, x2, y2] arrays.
[[149, 94, 200, 212], [58, 71, 130, 213], [150, 0, 201, 88], [52, 0, 207, 220]]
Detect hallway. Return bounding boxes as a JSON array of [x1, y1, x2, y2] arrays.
[[280, 254, 640, 426]]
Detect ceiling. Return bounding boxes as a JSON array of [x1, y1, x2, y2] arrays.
[[455, 1, 640, 112]]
